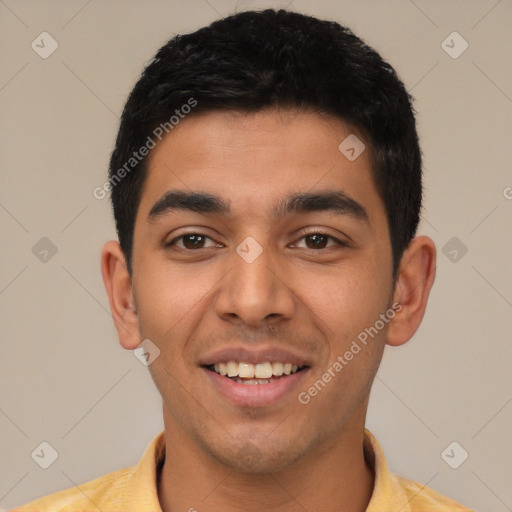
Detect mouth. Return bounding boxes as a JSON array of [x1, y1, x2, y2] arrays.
[[199, 346, 312, 406], [204, 361, 308, 385], [202, 360, 310, 407]]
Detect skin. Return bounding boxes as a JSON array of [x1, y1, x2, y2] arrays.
[[101, 108, 436, 512]]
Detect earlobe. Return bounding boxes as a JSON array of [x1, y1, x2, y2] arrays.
[[386, 236, 437, 347], [101, 241, 141, 350]]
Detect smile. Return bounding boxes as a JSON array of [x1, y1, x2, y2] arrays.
[[208, 361, 305, 385]]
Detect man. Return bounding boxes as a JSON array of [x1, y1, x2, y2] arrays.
[[13, 8, 474, 512]]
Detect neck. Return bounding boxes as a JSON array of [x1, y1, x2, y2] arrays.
[[157, 409, 374, 512]]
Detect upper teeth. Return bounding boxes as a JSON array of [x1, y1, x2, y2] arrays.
[[213, 362, 299, 378]]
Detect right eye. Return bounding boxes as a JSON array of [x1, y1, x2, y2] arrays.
[[165, 232, 223, 251]]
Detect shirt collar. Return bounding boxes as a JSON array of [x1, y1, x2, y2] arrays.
[[121, 428, 410, 511], [364, 428, 412, 511], [122, 430, 165, 511]]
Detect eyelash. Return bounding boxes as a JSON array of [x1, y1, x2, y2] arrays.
[[165, 230, 348, 252]]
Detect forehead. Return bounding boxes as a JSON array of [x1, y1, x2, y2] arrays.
[[137, 108, 385, 226]]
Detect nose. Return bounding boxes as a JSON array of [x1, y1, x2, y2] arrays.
[[214, 242, 296, 329]]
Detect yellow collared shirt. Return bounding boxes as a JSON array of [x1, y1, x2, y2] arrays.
[[11, 429, 474, 511]]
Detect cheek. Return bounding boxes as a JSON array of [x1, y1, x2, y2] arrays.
[[133, 260, 212, 342], [294, 262, 389, 423], [297, 257, 391, 342]]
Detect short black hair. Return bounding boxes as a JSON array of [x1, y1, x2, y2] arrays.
[[108, 9, 422, 277]]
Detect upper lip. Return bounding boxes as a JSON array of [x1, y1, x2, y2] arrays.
[[199, 345, 311, 367]]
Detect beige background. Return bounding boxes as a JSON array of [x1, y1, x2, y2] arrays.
[[1, 0, 511, 510]]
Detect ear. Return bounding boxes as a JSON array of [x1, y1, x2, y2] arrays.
[[101, 240, 141, 350], [386, 235, 436, 347]]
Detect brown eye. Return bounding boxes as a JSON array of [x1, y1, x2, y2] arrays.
[[304, 234, 329, 249], [293, 232, 346, 250], [181, 234, 206, 249], [165, 232, 218, 250]]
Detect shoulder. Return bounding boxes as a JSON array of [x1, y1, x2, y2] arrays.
[[392, 473, 475, 511], [363, 429, 474, 512], [11, 431, 165, 512], [10, 466, 132, 512]]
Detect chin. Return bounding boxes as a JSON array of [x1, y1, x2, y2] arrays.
[[205, 436, 307, 474]]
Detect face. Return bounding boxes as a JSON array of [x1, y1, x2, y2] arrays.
[[130, 108, 395, 472]]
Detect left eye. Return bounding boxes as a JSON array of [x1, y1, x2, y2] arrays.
[[292, 233, 343, 250]]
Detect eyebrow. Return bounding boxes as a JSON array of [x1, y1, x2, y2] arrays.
[[148, 189, 368, 222]]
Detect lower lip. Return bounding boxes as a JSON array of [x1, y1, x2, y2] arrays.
[[202, 367, 309, 407]]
